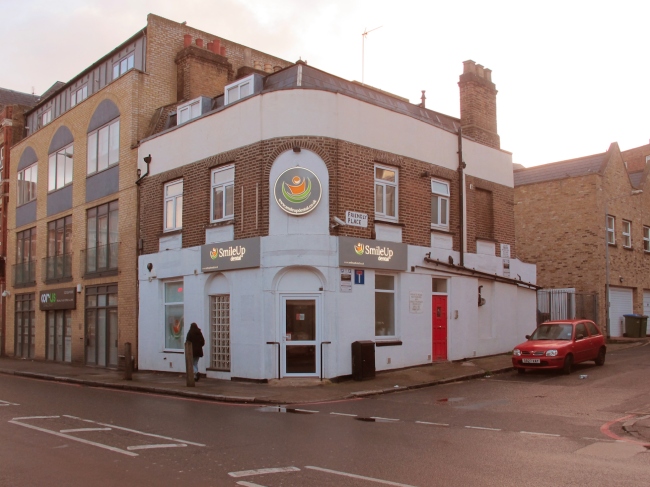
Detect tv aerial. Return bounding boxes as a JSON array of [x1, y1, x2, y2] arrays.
[[362, 25, 383, 85]]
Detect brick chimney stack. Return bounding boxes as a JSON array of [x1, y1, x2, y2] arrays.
[[458, 60, 500, 149]]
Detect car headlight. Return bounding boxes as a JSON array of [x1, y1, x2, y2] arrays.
[[513, 349, 521, 356], [545, 349, 558, 357]]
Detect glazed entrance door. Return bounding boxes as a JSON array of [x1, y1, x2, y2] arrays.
[[282, 297, 318, 377], [432, 295, 448, 361]]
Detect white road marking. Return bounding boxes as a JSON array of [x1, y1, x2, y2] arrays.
[[305, 466, 418, 486], [520, 431, 560, 437], [583, 437, 617, 442], [12, 416, 59, 420], [370, 416, 399, 422], [465, 426, 501, 431], [236, 482, 268, 487], [330, 412, 357, 417], [9, 419, 138, 457], [228, 467, 300, 478], [415, 421, 449, 427], [294, 409, 319, 413], [127, 443, 187, 451], [60, 427, 112, 433], [0, 400, 20, 406], [62, 415, 205, 446]]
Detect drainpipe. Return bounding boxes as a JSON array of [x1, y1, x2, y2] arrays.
[[604, 203, 610, 338], [457, 128, 466, 267], [133, 154, 151, 369]]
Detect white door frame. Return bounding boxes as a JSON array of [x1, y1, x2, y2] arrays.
[[279, 293, 322, 377]]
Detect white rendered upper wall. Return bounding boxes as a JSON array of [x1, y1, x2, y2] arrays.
[[139, 89, 514, 187]]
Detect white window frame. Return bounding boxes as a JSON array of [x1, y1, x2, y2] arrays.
[[48, 143, 74, 192], [164, 179, 183, 232], [224, 74, 254, 105], [71, 85, 88, 107], [622, 220, 632, 248], [113, 53, 135, 80], [374, 164, 398, 222], [211, 166, 234, 223], [17, 163, 38, 206], [164, 280, 184, 351], [643, 226, 650, 253], [431, 178, 450, 230], [375, 274, 396, 338], [177, 98, 202, 125], [87, 119, 120, 175], [607, 215, 615, 245], [0, 146, 4, 171], [41, 109, 52, 126]]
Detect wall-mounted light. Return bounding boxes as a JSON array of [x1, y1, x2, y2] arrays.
[[76, 284, 83, 293], [1, 290, 10, 297], [478, 285, 486, 306], [619, 276, 624, 283], [147, 263, 153, 272]]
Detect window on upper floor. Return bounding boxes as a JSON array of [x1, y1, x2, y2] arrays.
[[607, 215, 615, 245], [211, 166, 234, 223], [113, 53, 135, 80], [17, 163, 38, 206], [87, 119, 119, 175], [622, 220, 632, 248], [46, 215, 72, 281], [48, 143, 73, 192], [644, 226, 650, 252], [375, 165, 398, 221], [164, 180, 183, 232], [41, 109, 52, 127], [224, 75, 254, 105], [177, 99, 201, 125], [431, 178, 450, 230], [15, 227, 37, 286], [70, 85, 88, 107], [86, 200, 119, 274]]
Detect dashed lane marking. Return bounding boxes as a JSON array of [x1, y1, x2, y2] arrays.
[[520, 431, 561, 437], [415, 421, 449, 427], [60, 427, 112, 433], [465, 426, 501, 431], [305, 466, 418, 487], [228, 467, 301, 478], [330, 412, 357, 417], [0, 400, 19, 406], [371, 416, 399, 422], [127, 444, 188, 451], [236, 482, 267, 487]]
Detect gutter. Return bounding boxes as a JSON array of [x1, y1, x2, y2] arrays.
[[457, 127, 465, 266], [421, 255, 541, 291]]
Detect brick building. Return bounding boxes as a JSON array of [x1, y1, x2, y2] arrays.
[[514, 142, 650, 337], [0, 88, 39, 356], [4, 14, 292, 366], [136, 60, 537, 380]]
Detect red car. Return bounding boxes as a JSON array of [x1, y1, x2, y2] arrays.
[[512, 320, 606, 375]]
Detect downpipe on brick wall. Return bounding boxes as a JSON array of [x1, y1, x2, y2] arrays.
[[457, 128, 466, 267]]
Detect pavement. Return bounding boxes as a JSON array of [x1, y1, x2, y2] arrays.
[[0, 339, 647, 407]]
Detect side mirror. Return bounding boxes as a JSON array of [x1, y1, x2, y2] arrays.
[[525, 335, 530, 339]]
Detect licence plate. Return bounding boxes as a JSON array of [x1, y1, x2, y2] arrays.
[[522, 358, 540, 364]]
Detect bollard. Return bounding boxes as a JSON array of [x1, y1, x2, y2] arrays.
[[124, 342, 133, 381], [184, 341, 195, 387]]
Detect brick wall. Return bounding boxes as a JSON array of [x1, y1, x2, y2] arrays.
[[458, 60, 500, 150], [139, 136, 517, 259]]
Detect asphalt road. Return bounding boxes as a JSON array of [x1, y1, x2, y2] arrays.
[[1, 345, 649, 486]]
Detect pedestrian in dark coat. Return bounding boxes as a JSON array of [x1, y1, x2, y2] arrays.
[[186, 322, 205, 381]]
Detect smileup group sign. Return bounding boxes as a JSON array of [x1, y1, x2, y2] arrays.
[[274, 167, 322, 216], [338, 236, 408, 271], [201, 237, 261, 272]]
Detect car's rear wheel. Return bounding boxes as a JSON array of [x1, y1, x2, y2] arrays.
[[562, 354, 573, 375], [517, 368, 525, 374], [595, 347, 606, 366]]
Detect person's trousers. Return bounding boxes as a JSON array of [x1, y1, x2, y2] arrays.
[[193, 357, 200, 375]]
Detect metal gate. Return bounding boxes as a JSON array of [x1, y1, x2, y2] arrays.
[[537, 289, 598, 325]]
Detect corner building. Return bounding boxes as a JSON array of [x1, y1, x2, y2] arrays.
[[137, 61, 537, 380], [5, 14, 291, 366]]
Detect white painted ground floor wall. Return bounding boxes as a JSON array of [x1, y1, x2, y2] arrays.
[[138, 235, 537, 380]]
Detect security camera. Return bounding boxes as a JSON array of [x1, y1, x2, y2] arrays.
[[332, 216, 346, 226]]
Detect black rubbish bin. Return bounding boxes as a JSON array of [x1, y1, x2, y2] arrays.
[[641, 315, 648, 337], [351, 340, 375, 381], [623, 314, 644, 338]]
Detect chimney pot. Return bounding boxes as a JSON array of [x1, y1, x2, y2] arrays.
[[273, 65, 282, 72], [213, 39, 221, 54], [475, 64, 485, 78], [196, 38, 204, 48], [484, 68, 492, 82], [254, 61, 263, 70], [220, 46, 226, 56], [264, 63, 273, 73], [207, 41, 213, 51], [183, 34, 192, 48], [463, 60, 476, 75]]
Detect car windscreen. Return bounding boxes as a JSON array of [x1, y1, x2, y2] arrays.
[[530, 324, 573, 340]]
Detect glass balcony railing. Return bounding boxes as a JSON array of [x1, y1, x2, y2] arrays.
[[13, 260, 36, 286], [42, 253, 73, 281], [81, 242, 119, 276]]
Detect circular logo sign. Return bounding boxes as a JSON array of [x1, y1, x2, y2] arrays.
[[274, 167, 322, 216]]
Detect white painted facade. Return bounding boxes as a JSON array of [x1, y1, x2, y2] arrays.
[[137, 84, 536, 380]]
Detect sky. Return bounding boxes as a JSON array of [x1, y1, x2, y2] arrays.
[[2, 0, 649, 167]]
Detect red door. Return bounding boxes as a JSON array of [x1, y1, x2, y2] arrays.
[[432, 295, 448, 361]]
